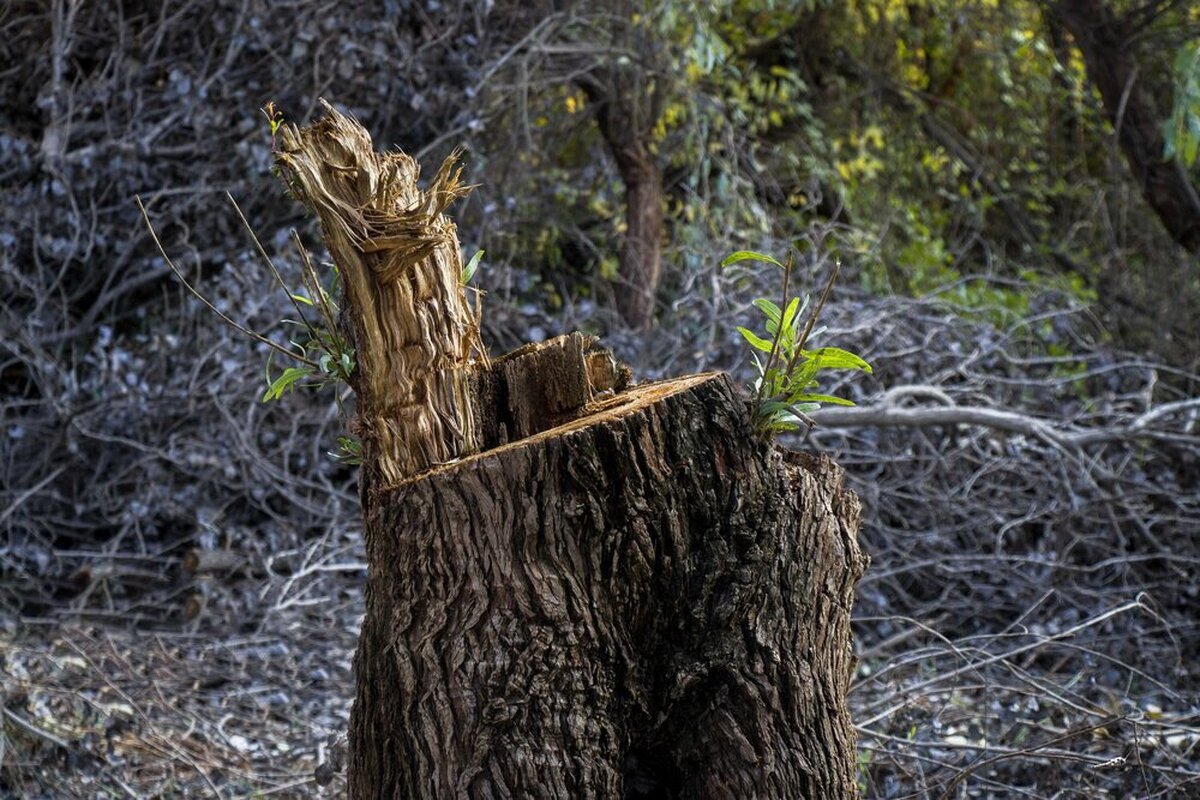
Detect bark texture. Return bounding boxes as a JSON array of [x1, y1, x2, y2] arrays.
[[351, 373, 867, 798]]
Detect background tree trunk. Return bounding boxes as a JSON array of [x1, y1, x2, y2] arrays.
[[579, 68, 665, 330], [1044, 0, 1200, 366], [1052, 0, 1200, 254], [278, 103, 867, 799]]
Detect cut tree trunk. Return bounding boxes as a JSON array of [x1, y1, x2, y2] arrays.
[[277, 101, 867, 799]]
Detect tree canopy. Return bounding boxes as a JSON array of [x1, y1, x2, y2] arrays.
[[436, 0, 1200, 356]]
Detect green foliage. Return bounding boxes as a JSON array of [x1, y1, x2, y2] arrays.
[[331, 435, 363, 465], [724, 249, 872, 436], [258, 245, 359, 464], [484, 2, 831, 290], [1164, 42, 1200, 166], [261, 365, 313, 402], [467, 0, 1198, 364], [262, 256, 352, 386], [461, 249, 484, 284], [259, 234, 356, 416]]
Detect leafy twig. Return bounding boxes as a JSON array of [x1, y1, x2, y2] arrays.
[[724, 248, 872, 436]]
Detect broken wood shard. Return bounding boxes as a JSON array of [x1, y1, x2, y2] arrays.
[[469, 332, 632, 448], [276, 100, 482, 483]]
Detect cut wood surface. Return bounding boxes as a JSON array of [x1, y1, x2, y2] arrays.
[[276, 102, 868, 799]]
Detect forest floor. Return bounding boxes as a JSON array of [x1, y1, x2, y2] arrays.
[[5, 547, 1198, 798], [3, 614, 357, 797]]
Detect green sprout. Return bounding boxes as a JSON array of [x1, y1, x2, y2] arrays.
[[260, 230, 355, 408], [257, 234, 360, 464], [723, 249, 872, 436], [261, 101, 284, 151]]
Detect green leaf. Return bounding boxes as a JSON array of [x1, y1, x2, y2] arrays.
[[781, 296, 801, 332], [462, 249, 484, 284], [758, 400, 792, 417], [752, 297, 782, 325], [804, 347, 873, 373], [291, 293, 314, 306], [737, 326, 776, 353], [757, 366, 788, 398], [782, 360, 821, 396], [792, 393, 856, 407], [261, 366, 313, 402], [721, 250, 784, 269], [331, 435, 363, 464]]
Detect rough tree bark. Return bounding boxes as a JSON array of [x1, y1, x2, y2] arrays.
[[277, 102, 867, 799]]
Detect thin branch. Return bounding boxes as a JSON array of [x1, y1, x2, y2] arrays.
[[226, 192, 316, 335], [136, 195, 319, 369], [755, 251, 792, 409], [811, 389, 1200, 449], [791, 258, 841, 368], [0, 466, 66, 527], [2, 707, 72, 750], [856, 598, 1148, 719]]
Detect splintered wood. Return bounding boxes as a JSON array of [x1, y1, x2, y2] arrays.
[[275, 100, 484, 483]]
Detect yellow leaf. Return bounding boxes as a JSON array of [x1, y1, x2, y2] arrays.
[[864, 125, 885, 149]]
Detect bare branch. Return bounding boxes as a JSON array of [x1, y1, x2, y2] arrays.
[[136, 195, 320, 370]]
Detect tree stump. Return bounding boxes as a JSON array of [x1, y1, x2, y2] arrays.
[[277, 102, 867, 799]]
